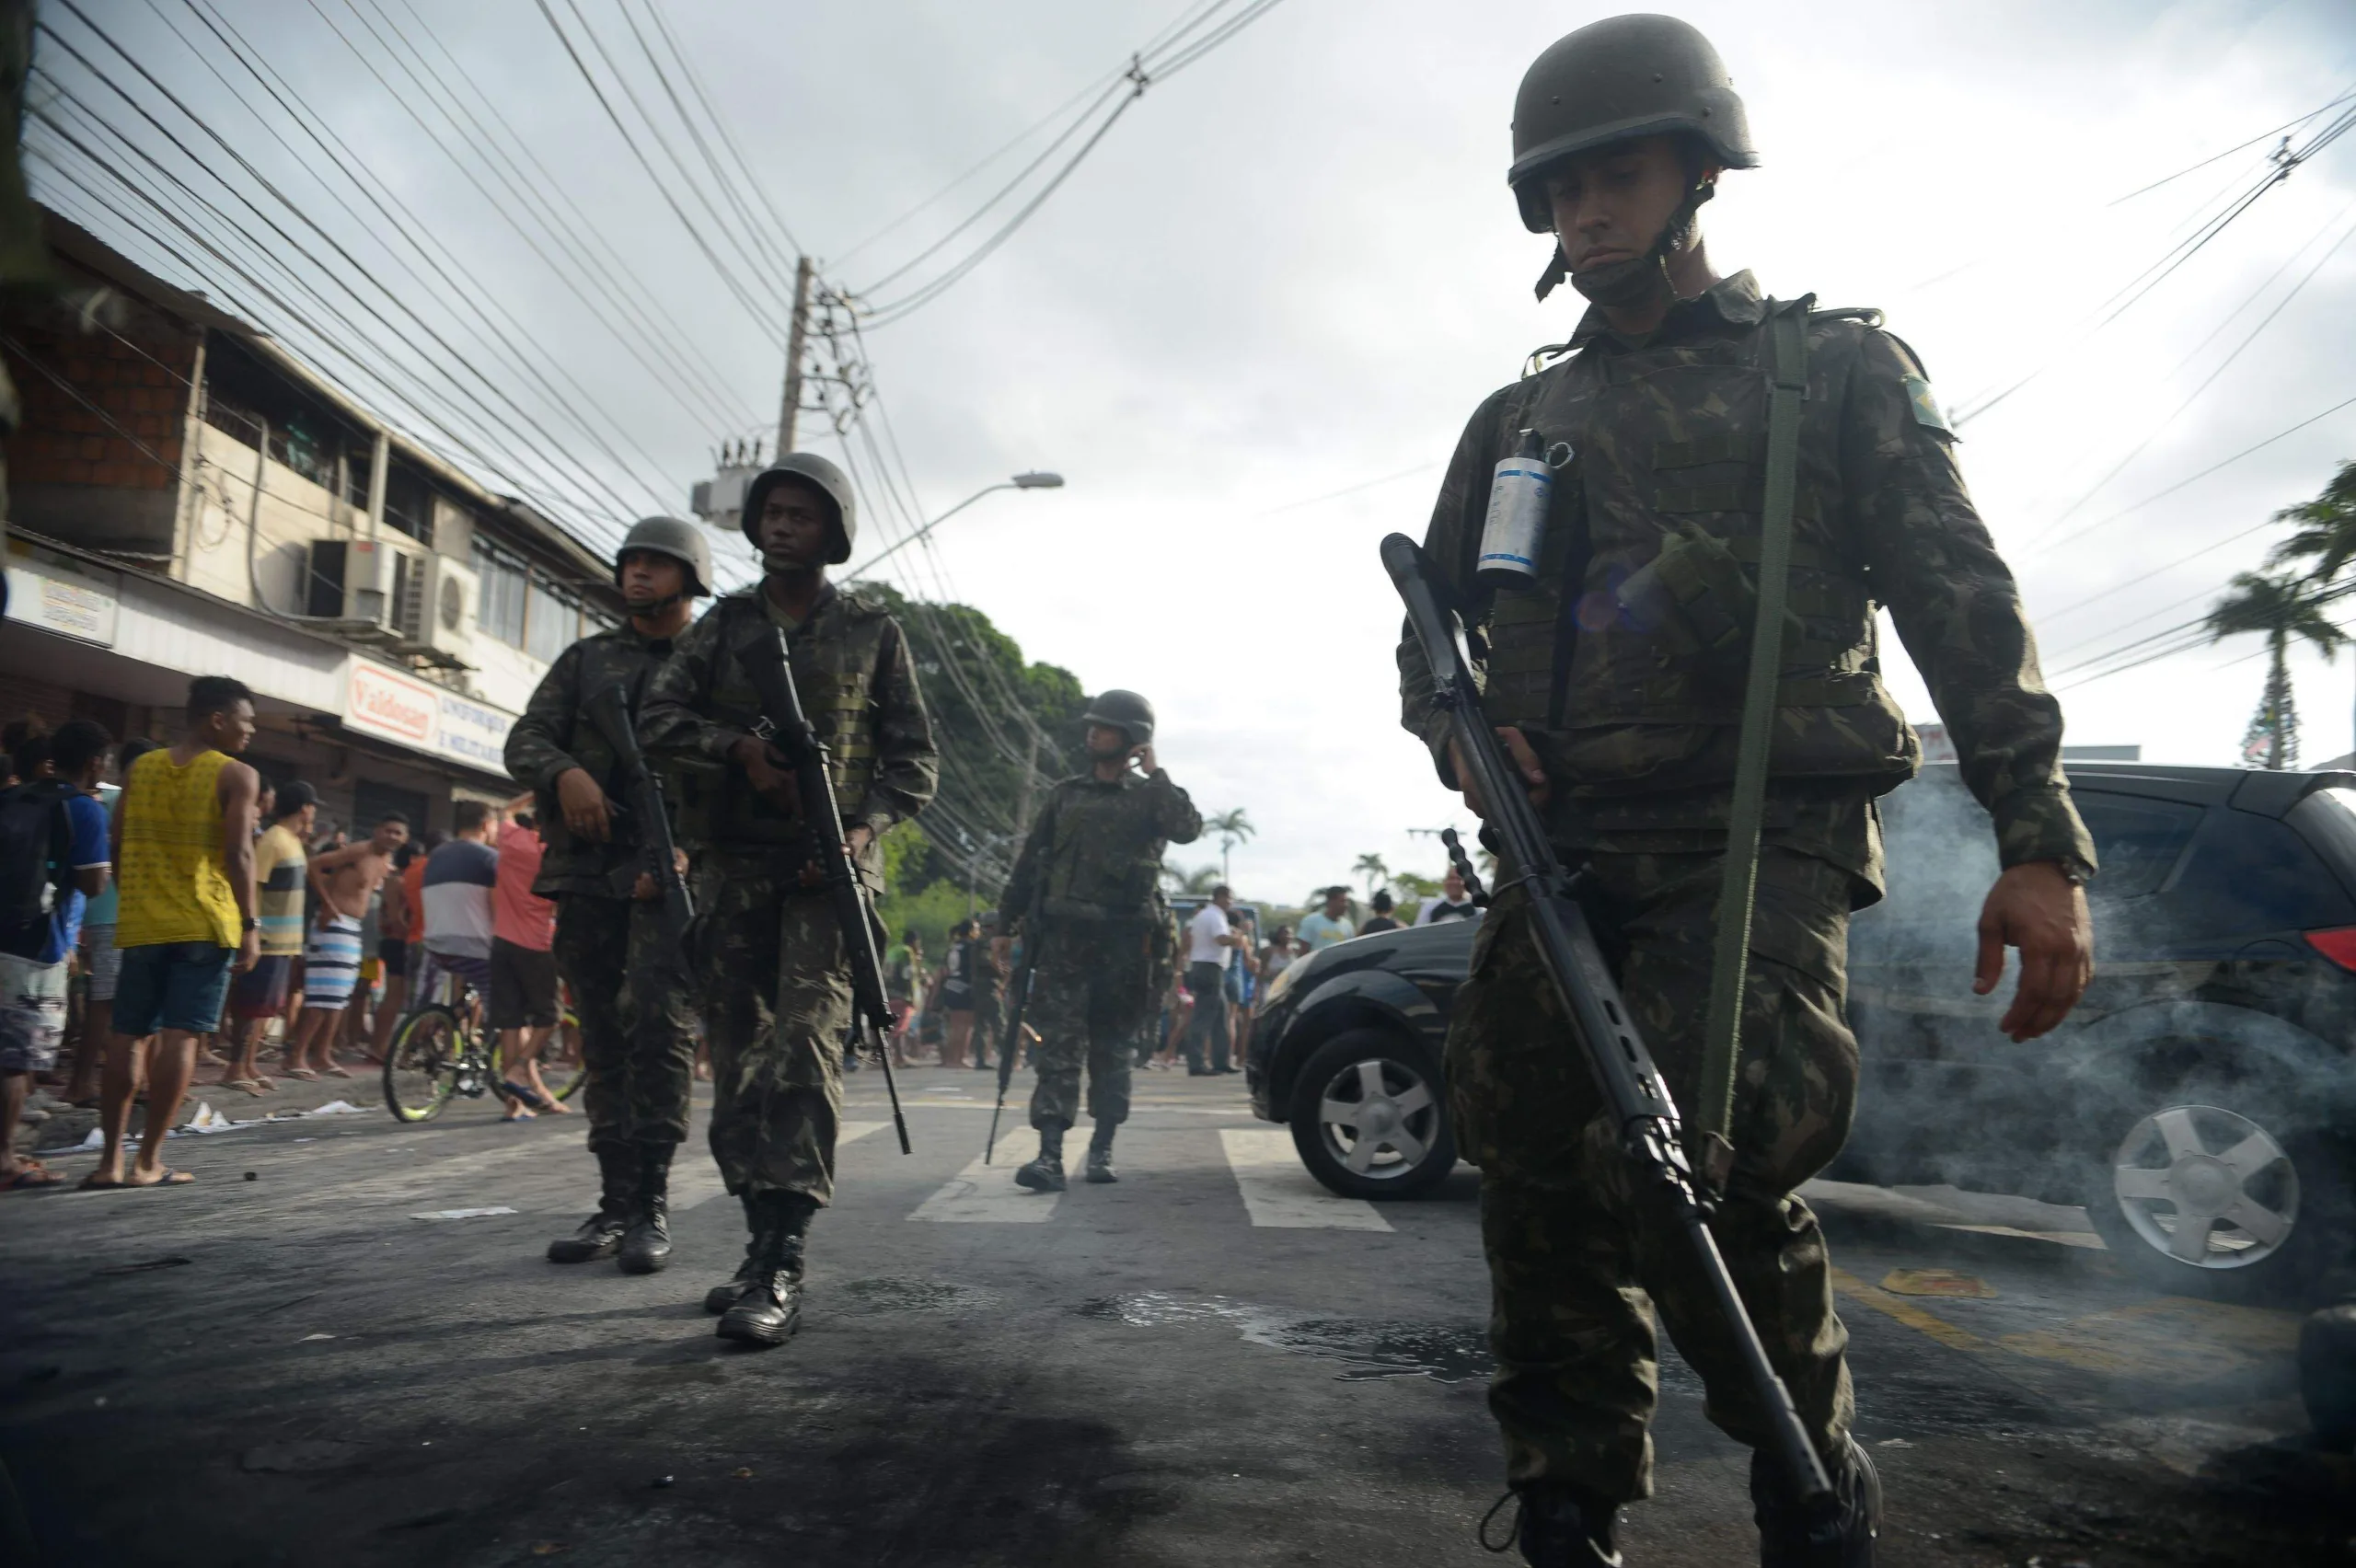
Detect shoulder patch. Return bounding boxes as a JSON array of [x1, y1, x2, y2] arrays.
[[1903, 375, 1954, 436]]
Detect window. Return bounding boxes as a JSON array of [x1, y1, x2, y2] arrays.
[[2164, 809, 2356, 938], [2073, 793, 2200, 901], [526, 575, 580, 664], [382, 465, 433, 545], [471, 536, 527, 647]]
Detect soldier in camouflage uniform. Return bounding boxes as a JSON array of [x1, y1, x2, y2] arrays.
[[640, 453, 938, 1348], [1402, 18, 2096, 1566], [507, 517, 710, 1276], [998, 689, 1199, 1191]]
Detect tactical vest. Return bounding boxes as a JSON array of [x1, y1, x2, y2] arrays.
[[531, 630, 669, 893], [1478, 298, 1913, 797], [1035, 778, 1173, 925], [667, 591, 892, 856]]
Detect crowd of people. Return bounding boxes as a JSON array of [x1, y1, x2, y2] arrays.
[[0, 677, 652, 1192]]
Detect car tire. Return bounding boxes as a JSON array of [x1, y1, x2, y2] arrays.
[[1288, 1029, 1456, 1200], [2079, 1057, 2351, 1308]]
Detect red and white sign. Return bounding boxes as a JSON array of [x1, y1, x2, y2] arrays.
[[346, 661, 437, 746]]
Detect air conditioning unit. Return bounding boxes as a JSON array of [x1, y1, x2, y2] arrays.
[[305, 537, 419, 627], [408, 553, 479, 665]]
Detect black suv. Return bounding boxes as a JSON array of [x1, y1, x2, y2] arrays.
[[1249, 763, 2356, 1307]]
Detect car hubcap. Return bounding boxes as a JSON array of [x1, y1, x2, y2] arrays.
[[2111, 1103, 2298, 1269], [1318, 1058, 1439, 1179]]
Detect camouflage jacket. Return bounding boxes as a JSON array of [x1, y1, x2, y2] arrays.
[[1398, 271, 2093, 883], [639, 582, 938, 889], [504, 621, 680, 898], [1002, 769, 1202, 930]]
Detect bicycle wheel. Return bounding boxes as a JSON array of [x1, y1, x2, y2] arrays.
[[384, 1004, 462, 1123]]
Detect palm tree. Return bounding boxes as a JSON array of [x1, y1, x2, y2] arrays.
[[2204, 570, 2344, 770], [1181, 864, 1222, 895], [1207, 808, 1255, 886], [2268, 461, 2356, 757], [1352, 851, 1391, 898]]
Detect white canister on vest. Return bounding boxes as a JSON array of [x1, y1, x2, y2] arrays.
[[1476, 428, 1557, 590]]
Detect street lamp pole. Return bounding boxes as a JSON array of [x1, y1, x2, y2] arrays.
[[842, 471, 1064, 582]]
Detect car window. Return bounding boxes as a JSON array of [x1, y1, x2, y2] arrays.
[[2160, 807, 2356, 937], [2073, 792, 2200, 900]]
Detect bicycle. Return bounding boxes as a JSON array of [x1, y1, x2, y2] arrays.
[[382, 959, 586, 1124]]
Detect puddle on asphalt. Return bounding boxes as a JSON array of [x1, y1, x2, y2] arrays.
[[837, 1277, 994, 1313], [1077, 1291, 1490, 1382]]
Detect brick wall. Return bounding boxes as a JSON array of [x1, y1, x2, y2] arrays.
[[3, 323, 197, 490]]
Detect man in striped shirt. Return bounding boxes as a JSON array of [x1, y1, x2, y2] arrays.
[[219, 780, 314, 1093]]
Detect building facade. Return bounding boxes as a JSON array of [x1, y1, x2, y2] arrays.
[[0, 211, 623, 835]]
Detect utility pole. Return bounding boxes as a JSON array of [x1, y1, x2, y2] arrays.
[[1012, 732, 1039, 841], [776, 255, 814, 455]]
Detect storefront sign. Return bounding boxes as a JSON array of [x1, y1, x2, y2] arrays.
[[343, 658, 514, 774], [4, 539, 120, 646]]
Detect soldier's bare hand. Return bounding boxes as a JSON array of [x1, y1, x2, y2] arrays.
[[1450, 727, 1551, 819], [731, 737, 798, 808], [1974, 861, 2092, 1042], [631, 870, 657, 902], [1130, 743, 1157, 775], [846, 824, 873, 857], [555, 767, 611, 843]]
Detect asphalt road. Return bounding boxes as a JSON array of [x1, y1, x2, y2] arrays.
[[1, 1069, 2346, 1567]]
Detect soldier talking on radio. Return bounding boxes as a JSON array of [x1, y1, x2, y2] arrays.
[[1398, 16, 2096, 1565], [506, 516, 708, 1277], [640, 454, 938, 1348]]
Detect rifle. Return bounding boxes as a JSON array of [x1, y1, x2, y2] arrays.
[[983, 901, 1041, 1164], [1381, 531, 1834, 1514], [737, 626, 912, 1156], [581, 683, 695, 951]]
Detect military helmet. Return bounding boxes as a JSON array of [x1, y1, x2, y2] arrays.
[[741, 452, 858, 566], [1081, 689, 1155, 748], [1508, 14, 1759, 234], [615, 514, 713, 597]]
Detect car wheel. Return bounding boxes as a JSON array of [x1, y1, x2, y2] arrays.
[[1287, 1030, 1456, 1200], [2082, 1089, 2351, 1308]]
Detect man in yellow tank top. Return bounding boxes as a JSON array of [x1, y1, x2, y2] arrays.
[[86, 676, 260, 1190]]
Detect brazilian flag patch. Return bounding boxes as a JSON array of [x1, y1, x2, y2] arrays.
[[1903, 375, 1954, 436]]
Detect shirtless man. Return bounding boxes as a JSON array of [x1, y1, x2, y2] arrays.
[[283, 813, 410, 1079]]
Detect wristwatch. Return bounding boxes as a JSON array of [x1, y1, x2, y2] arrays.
[[241, 916, 260, 932]]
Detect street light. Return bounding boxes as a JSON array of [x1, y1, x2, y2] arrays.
[[842, 471, 1065, 582]]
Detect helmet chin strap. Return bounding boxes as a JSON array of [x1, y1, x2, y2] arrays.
[[626, 590, 684, 617], [1537, 176, 1715, 306]]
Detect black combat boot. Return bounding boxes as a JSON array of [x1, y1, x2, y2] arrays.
[[1485, 1485, 1620, 1566], [1751, 1437, 1880, 1567], [546, 1144, 636, 1263], [2303, 1293, 2356, 1450], [703, 1193, 762, 1314], [716, 1193, 814, 1348], [1085, 1125, 1118, 1184], [1015, 1122, 1068, 1193], [617, 1144, 674, 1274]]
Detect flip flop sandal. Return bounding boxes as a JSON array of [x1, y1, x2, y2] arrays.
[[499, 1109, 537, 1123], [5, 1161, 64, 1190], [322, 1066, 353, 1078], [76, 1173, 126, 1191], [221, 1079, 270, 1097], [282, 1068, 319, 1081], [497, 1079, 556, 1113], [128, 1168, 194, 1187]]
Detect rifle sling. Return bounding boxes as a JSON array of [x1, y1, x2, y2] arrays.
[[1694, 303, 1808, 1161]]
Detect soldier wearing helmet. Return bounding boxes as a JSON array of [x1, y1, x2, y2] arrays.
[[1400, 16, 2096, 1564], [639, 454, 938, 1348], [507, 514, 711, 1278], [995, 688, 1201, 1190]]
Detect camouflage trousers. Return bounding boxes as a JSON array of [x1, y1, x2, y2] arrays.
[[692, 883, 847, 1205], [1025, 920, 1153, 1131], [1450, 846, 1860, 1503], [552, 893, 699, 1153]]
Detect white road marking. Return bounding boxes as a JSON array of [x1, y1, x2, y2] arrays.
[[1218, 1129, 1392, 1231], [676, 1121, 891, 1210], [908, 1153, 1061, 1223]]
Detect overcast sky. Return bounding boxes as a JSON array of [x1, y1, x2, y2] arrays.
[[49, 0, 2356, 903]]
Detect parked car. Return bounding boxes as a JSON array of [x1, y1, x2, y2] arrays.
[[1843, 761, 2356, 1305], [1250, 762, 2356, 1308], [1246, 915, 1477, 1198]]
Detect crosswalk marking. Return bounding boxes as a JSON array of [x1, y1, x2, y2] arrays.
[[676, 1121, 891, 1211], [1218, 1129, 1393, 1231], [908, 1153, 1060, 1223]]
